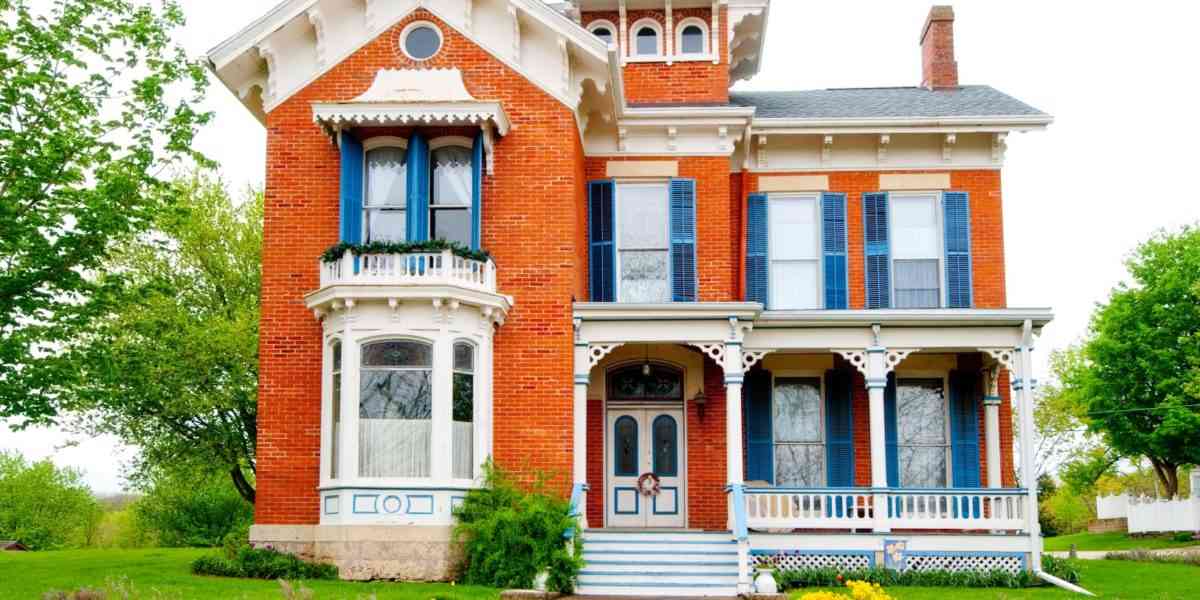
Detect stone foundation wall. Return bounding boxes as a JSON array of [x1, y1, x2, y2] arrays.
[[1087, 517, 1129, 534], [251, 525, 463, 581]]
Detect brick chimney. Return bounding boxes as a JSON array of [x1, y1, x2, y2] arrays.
[[920, 6, 958, 89]]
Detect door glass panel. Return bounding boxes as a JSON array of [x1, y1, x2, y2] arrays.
[[614, 416, 638, 476], [652, 415, 678, 476]]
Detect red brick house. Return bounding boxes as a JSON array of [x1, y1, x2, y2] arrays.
[[209, 1, 1052, 594]]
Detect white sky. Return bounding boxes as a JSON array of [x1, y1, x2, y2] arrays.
[[4, 1, 1198, 494]]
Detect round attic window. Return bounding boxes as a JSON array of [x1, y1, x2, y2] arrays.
[[402, 22, 442, 61]]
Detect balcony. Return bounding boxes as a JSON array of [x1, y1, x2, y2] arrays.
[[306, 250, 511, 320]]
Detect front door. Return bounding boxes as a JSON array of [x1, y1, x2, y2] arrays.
[[606, 408, 686, 528]]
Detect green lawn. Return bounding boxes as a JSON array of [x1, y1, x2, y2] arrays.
[[1043, 531, 1200, 552], [0, 549, 499, 600], [785, 560, 1199, 599]]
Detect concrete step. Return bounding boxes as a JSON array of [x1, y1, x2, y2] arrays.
[[581, 560, 739, 573], [573, 582, 738, 597]]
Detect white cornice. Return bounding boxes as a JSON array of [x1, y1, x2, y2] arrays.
[[574, 302, 762, 321], [751, 114, 1054, 135], [756, 308, 1054, 329]]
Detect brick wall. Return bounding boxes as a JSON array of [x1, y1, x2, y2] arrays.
[[689, 355, 729, 530], [584, 156, 736, 301], [582, 7, 729, 105], [258, 9, 584, 524], [739, 170, 1007, 309]]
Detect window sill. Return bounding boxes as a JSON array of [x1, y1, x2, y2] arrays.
[[624, 54, 715, 64]]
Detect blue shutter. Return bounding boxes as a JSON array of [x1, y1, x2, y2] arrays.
[[950, 370, 982, 488], [587, 180, 616, 302], [746, 193, 769, 306], [884, 374, 899, 487], [943, 191, 972, 308], [825, 369, 854, 488], [822, 193, 849, 309], [669, 179, 698, 302], [471, 133, 484, 250], [745, 368, 774, 484], [406, 133, 430, 241], [863, 192, 891, 309], [338, 131, 364, 244]]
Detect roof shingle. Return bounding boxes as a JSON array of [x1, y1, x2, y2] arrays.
[[729, 85, 1047, 120]]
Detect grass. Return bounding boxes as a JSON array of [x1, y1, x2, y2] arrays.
[[0, 548, 500, 600], [784, 559, 1200, 599], [1043, 531, 1199, 552]]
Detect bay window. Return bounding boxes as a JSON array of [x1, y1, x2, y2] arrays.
[[896, 378, 949, 488], [616, 183, 671, 303], [329, 342, 341, 479], [891, 194, 942, 308], [773, 378, 824, 487], [359, 340, 433, 478], [769, 195, 821, 310], [364, 145, 408, 243]]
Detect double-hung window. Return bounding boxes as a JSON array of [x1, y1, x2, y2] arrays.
[[616, 182, 671, 303], [769, 195, 822, 310], [364, 146, 408, 242], [895, 378, 949, 488], [773, 377, 824, 487], [891, 193, 943, 308], [431, 144, 473, 246]]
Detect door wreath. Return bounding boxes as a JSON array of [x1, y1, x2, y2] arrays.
[[637, 472, 662, 497]]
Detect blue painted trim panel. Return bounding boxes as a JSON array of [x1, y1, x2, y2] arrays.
[[612, 486, 640, 515], [351, 494, 379, 514], [653, 485, 680, 515], [405, 494, 435, 515]]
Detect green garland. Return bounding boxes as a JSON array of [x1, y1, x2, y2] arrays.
[[321, 240, 492, 264]]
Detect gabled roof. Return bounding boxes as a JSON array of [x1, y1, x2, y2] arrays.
[[731, 85, 1050, 123]]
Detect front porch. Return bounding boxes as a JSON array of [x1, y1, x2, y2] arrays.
[[571, 303, 1050, 593]]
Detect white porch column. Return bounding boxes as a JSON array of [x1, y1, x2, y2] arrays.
[[864, 343, 891, 533], [984, 365, 1003, 489], [431, 320, 454, 481], [1015, 320, 1042, 569], [720, 320, 750, 595], [338, 300, 359, 481], [572, 320, 591, 528]]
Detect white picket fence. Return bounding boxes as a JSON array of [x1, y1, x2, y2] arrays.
[[1096, 472, 1200, 534], [1095, 493, 1130, 520]]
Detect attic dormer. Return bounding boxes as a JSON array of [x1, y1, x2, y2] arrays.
[[576, 0, 768, 105]]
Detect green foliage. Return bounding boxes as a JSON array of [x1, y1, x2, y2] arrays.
[[773, 566, 1040, 590], [63, 175, 261, 503], [321, 239, 492, 264], [1041, 554, 1082, 584], [1045, 531, 1200, 552], [1106, 549, 1200, 566], [131, 470, 253, 548], [0, 0, 211, 425], [1041, 487, 1095, 535], [1173, 532, 1196, 543], [0, 451, 102, 550], [452, 462, 583, 593], [1060, 225, 1200, 497], [87, 508, 153, 550], [190, 547, 338, 580]]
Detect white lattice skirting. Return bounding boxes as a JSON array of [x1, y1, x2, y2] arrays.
[[906, 552, 1026, 575], [753, 551, 874, 571]]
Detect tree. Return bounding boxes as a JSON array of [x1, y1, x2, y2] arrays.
[[66, 175, 261, 503], [132, 469, 253, 548], [1034, 348, 1104, 478], [0, 450, 102, 549], [0, 0, 210, 425], [1061, 225, 1200, 497]]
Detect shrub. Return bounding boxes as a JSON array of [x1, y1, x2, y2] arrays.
[[1041, 554, 1081, 584], [453, 462, 583, 593], [1172, 531, 1196, 543], [132, 470, 253, 548], [191, 546, 338, 580], [775, 566, 1040, 590], [0, 451, 102, 550]]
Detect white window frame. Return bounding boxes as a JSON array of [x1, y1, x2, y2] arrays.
[[362, 137, 409, 244], [628, 18, 665, 61], [323, 336, 343, 485], [893, 370, 953, 489], [451, 339, 480, 481], [613, 180, 672, 304], [588, 19, 618, 48], [428, 136, 475, 245], [768, 193, 824, 311], [356, 335, 438, 482], [399, 20, 444, 62], [770, 370, 827, 488], [889, 191, 946, 309], [673, 17, 711, 59]]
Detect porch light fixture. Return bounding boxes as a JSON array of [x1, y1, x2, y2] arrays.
[[692, 390, 708, 420], [642, 346, 652, 376]]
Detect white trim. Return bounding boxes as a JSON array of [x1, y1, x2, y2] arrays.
[[751, 115, 1054, 135], [674, 17, 711, 57], [312, 101, 512, 137], [399, 20, 444, 62], [629, 17, 665, 58], [362, 136, 409, 152], [428, 135, 474, 150]]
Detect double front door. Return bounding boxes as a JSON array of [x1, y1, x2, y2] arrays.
[[606, 407, 686, 528]]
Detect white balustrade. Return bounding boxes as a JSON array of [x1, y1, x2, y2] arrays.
[[743, 488, 1026, 532], [319, 250, 497, 294]]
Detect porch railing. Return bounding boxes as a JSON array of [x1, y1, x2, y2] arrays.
[[319, 250, 497, 293], [744, 487, 1026, 532]]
